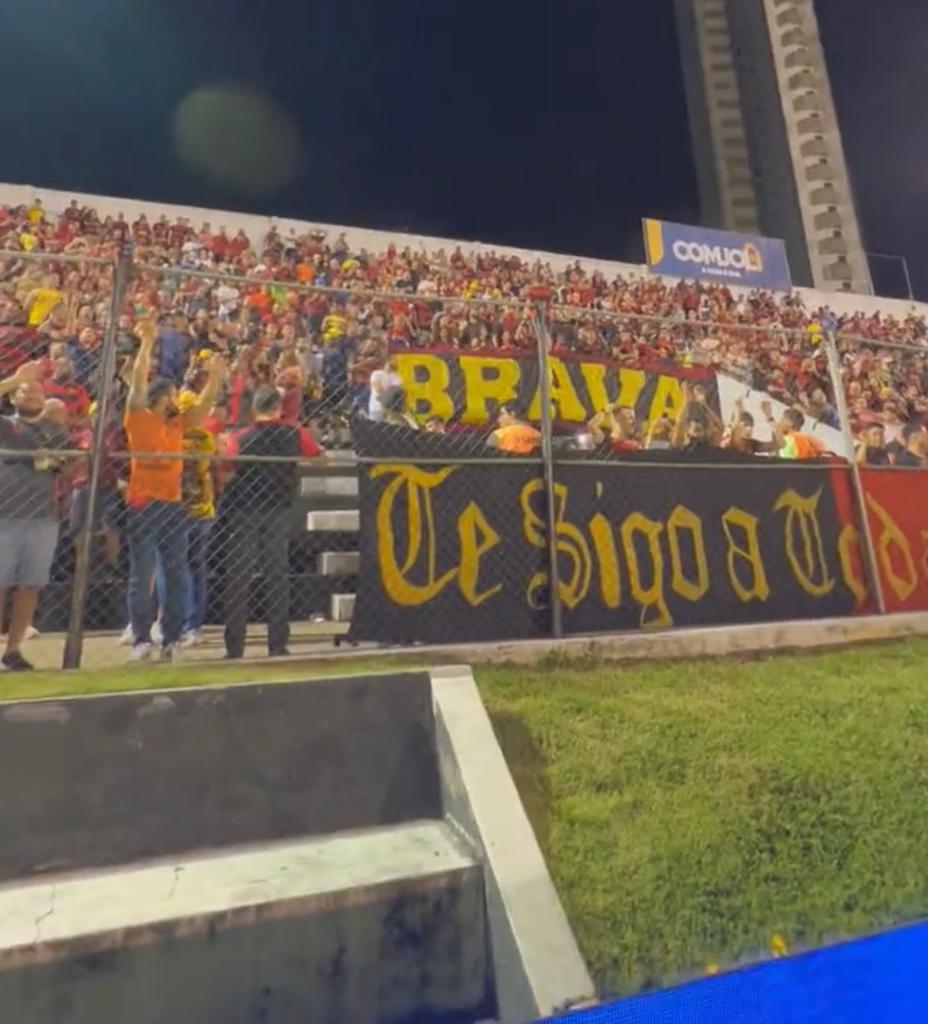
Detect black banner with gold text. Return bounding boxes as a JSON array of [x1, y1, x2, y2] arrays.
[[351, 459, 860, 644]]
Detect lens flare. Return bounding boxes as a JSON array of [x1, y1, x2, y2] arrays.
[[173, 84, 305, 197]]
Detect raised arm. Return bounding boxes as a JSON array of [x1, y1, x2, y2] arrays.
[[726, 398, 745, 449], [730, 396, 744, 427], [645, 417, 663, 449], [182, 354, 228, 429], [588, 404, 617, 445], [759, 399, 784, 451], [127, 316, 156, 410], [694, 385, 724, 441], [671, 384, 691, 448], [671, 407, 689, 449]]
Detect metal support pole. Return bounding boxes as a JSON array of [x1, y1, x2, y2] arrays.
[[823, 329, 886, 615], [533, 301, 563, 639], [902, 257, 915, 304], [62, 244, 134, 669]]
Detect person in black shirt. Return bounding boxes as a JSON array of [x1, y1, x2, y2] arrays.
[[724, 401, 780, 457], [220, 386, 322, 659], [893, 423, 927, 469], [855, 423, 892, 467], [672, 396, 719, 456]]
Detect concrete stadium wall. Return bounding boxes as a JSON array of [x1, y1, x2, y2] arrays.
[[0, 667, 590, 1024], [0, 672, 441, 881]]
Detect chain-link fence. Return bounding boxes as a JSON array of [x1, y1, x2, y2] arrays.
[[5, 233, 928, 669]]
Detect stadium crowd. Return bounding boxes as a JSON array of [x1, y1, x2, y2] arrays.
[[2, 196, 928, 444], [2, 195, 928, 671]]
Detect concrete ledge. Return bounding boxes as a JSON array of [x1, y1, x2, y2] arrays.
[[431, 669, 594, 1023], [0, 822, 492, 1024], [0, 821, 477, 964], [446, 611, 928, 665], [335, 611, 928, 671], [57, 611, 928, 679]]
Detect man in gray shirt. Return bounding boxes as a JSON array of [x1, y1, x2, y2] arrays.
[[0, 362, 70, 672]]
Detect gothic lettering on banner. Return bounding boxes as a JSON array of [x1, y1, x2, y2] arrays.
[[351, 458, 864, 645]]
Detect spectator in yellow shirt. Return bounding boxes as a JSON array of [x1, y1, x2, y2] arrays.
[[25, 275, 64, 326], [321, 300, 348, 343]]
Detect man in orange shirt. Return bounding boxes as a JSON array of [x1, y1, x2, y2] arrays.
[[124, 316, 226, 662], [759, 404, 826, 460], [488, 404, 541, 455]]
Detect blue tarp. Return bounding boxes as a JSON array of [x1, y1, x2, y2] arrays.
[[544, 921, 928, 1023]]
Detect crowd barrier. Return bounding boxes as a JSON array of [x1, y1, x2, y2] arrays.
[[4, 243, 928, 668]]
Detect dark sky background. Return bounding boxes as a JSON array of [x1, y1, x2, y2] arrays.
[[0, 0, 924, 298]]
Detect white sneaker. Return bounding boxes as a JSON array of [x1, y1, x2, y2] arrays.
[[130, 642, 154, 663], [161, 644, 183, 664], [151, 621, 164, 645], [118, 624, 134, 646], [180, 629, 201, 648], [24, 626, 39, 641]]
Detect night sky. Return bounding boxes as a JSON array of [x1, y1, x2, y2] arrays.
[[0, 0, 924, 297]]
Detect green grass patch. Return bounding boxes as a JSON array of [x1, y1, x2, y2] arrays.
[[478, 637, 928, 998]]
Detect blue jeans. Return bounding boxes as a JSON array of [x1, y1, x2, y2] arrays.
[[127, 501, 188, 646], [156, 517, 213, 633]]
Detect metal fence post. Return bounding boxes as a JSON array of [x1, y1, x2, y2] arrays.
[[823, 329, 886, 614], [533, 300, 563, 639], [62, 243, 134, 669]]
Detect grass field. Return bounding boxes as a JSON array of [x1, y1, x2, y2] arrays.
[[479, 637, 928, 997], [5, 638, 928, 999]]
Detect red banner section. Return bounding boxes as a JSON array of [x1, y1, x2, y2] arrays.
[[826, 465, 875, 616], [859, 469, 928, 614]]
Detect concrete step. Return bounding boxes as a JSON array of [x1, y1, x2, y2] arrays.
[[331, 593, 356, 622], [318, 551, 360, 575], [307, 509, 359, 532], [0, 821, 493, 1024]]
